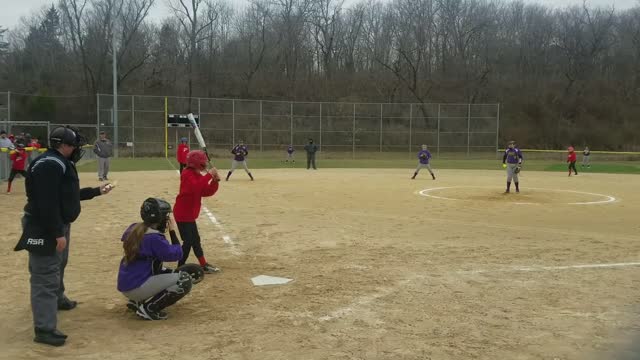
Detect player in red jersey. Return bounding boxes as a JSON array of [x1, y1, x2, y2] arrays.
[[567, 146, 578, 176], [176, 138, 189, 174], [173, 150, 221, 273], [7, 142, 28, 193]]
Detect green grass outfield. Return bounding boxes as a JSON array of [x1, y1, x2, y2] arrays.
[[75, 157, 640, 174]]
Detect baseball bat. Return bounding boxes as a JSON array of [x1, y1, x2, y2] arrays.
[[187, 113, 211, 165]]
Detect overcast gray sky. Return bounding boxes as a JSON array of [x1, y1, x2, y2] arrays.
[[0, 0, 636, 30]]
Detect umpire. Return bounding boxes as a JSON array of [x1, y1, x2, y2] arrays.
[[304, 138, 318, 170], [14, 126, 113, 347]]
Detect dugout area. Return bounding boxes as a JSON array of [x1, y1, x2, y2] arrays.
[[0, 168, 639, 359]]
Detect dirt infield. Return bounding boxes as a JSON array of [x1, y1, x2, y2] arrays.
[[1, 168, 639, 360]]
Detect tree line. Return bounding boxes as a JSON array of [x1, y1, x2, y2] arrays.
[[0, 0, 639, 150]]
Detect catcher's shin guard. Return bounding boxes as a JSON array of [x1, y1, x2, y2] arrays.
[[146, 272, 193, 313]]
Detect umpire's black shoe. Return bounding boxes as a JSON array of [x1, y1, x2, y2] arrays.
[[34, 329, 66, 347], [58, 298, 78, 310]]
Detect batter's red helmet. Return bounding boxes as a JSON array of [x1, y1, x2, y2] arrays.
[[186, 150, 207, 170]]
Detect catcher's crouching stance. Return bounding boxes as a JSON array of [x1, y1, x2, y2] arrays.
[[118, 198, 192, 320], [502, 140, 523, 193]]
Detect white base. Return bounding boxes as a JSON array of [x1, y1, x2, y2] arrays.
[[251, 275, 293, 286]]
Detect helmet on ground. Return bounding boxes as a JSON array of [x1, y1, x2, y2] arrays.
[[186, 150, 207, 170], [140, 198, 172, 232]]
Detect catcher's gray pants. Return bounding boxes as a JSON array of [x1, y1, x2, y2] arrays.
[[28, 223, 71, 332], [230, 160, 250, 173], [98, 157, 110, 179], [582, 155, 590, 166], [122, 273, 180, 302], [415, 163, 434, 174], [506, 163, 519, 182]]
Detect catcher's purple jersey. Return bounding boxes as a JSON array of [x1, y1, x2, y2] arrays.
[[418, 150, 432, 164], [232, 145, 248, 161]]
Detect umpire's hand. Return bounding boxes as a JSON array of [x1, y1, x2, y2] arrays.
[[56, 237, 67, 252]]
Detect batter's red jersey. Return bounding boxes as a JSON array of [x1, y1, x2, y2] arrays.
[[30, 141, 41, 149], [173, 168, 219, 222], [567, 152, 577, 162], [10, 149, 27, 170], [177, 144, 189, 164]]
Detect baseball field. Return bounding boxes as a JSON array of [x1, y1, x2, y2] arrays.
[[0, 158, 639, 360]]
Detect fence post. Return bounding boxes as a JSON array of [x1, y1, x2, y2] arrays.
[[437, 103, 441, 158], [409, 104, 413, 156], [467, 103, 471, 157], [260, 100, 263, 152], [319, 103, 322, 153], [232, 99, 236, 146], [7, 91, 10, 134], [131, 95, 135, 158], [290, 102, 294, 147], [379, 103, 383, 152], [197, 98, 201, 151], [96, 94, 100, 137], [352, 103, 356, 159], [496, 103, 500, 159]]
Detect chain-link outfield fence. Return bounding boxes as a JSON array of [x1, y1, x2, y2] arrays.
[[1, 92, 501, 159]]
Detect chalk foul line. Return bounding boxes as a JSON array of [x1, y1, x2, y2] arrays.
[[458, 261, 640, 275]]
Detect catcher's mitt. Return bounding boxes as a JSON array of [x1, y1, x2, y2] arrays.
[[514, 165, 522, 174], [176, 263, 205, 284]]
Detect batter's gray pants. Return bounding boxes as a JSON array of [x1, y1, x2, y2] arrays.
[[415, 163, 434, 174], [230, 160, 250, 173], [98, 157, 110, 179], [506, 163, 519, 182], [122, 273, 181, 302], [28, 224, 71, 332]]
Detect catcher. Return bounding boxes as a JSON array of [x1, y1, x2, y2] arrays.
[[502, 140, 523, 193], [118, 198, 194, 320]]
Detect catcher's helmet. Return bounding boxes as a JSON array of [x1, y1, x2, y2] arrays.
[[186, 150, 207, 170], [177, 263, 205, 284], [140, 198, 172, 232]]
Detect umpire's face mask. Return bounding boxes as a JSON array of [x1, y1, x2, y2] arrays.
[[69, 131, 87, 163]]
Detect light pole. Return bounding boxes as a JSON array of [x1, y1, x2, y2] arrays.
[[112, 4, 119, 158]]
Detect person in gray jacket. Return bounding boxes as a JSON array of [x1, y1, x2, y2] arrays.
[[93, 132, 113, 181], [304, 138, 318, 170]]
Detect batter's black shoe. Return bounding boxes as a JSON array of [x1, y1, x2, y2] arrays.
[[34, 329, 66, 347], [202, 263, 221, 274]]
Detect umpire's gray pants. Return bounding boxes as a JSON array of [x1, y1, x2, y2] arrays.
[[122, 273, 180, 302], [98, 157, 110, 179], [230, 160, 250, 173], [28, 224, 71, 332], [506, 163, 519, 182]]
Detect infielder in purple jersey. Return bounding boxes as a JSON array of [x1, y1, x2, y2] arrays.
[[502, 140, 523, 193], [285, 145, 295, 165], [411, 144, 436, 180], [226, 140, 254, 181]]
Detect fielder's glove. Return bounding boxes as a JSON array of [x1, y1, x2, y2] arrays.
[[514, 165, 522, 174]]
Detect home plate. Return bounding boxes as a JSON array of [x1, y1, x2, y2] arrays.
[[251, 275, 294, 286]]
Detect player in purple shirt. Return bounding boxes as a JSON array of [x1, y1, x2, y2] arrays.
[[117, 198, 193, 320], [411, 144, 436, 180], [285, 145, 295, 166], [502, 140, 523, 193], [225, 140, 254, 181]]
